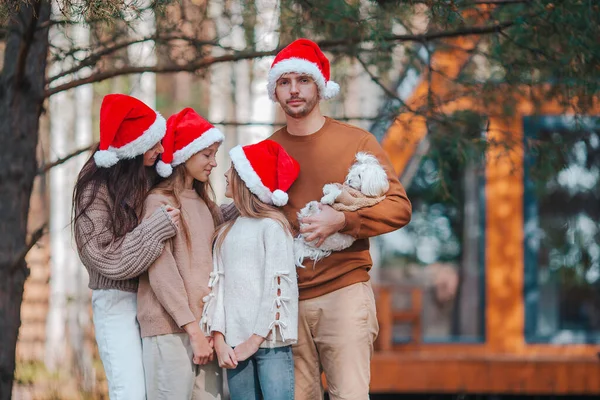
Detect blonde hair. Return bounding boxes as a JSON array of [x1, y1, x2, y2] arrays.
[[151, 165, 223, 247], [213, 166, 292, 255]]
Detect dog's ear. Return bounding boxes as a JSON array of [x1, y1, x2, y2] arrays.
[[360, 164, 390, 196], [355, 152, 379, 165]]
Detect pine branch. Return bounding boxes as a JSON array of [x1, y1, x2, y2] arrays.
[[472, 0, 530, 4], [355, 55, 419, 115], [44, 16, 531, 98], [37, 144, 95, 176], [45, 48, 276, 97], [48, 35, 231, 83]]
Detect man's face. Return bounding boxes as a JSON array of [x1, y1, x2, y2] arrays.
[[274, 73, 319, 119]]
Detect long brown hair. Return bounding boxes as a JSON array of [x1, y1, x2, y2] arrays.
[[151, 164, 223, 246], [213, 166, 292, 255], [72, 146, 154, 243]]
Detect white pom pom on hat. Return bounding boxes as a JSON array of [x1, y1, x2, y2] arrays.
[[155, 160, 173, 178], [272, 190, 289, 207], [93, 149, 120, 168]]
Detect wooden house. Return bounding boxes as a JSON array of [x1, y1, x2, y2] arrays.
[[366, 29, 600, 396]]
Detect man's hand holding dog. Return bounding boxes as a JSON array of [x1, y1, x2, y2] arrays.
[[300, 204, 346, 247]]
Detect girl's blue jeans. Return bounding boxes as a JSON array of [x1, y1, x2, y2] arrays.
[[227, 345, 294, 400]]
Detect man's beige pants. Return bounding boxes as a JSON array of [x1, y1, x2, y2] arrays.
[[293, 281, 379, 400], [142, 333, 223, 400]]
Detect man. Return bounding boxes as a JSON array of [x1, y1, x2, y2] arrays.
[[267, 38, 412, 400]]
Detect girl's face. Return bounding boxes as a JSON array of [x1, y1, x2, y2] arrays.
[[224, 166, 233, 198], [185, 142, 220, 183], [143, 141, 165, 166]]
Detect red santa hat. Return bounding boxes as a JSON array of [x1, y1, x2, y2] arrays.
[[267, 38, 340, 102], [156, 108, 224, 177], [94, 94, 166, 168], [229, 140, 300, 206]]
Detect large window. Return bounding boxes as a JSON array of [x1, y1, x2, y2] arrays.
[[524, 116, 600, 344], [375, 130, 486, 343]]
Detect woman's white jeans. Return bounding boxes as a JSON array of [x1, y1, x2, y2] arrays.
[[92, 289, 146, 400]]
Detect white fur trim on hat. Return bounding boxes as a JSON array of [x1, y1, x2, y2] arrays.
[[267, 58, 339, 101], [172, 127, 224, 167], [94, 150, 119, 168], [109, 112, 167, 160], [229, 145, 274, 205], [271, 189, 289, 206], [156, 160, 173, 178]]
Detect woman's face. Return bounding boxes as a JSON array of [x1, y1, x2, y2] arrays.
[[185, 142, 220, 183], [143, 141, 164, 167], [224, 166, 233, 198]]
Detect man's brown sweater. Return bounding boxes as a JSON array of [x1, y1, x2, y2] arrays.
[[136, 190, 215, 337], [269, 117, 412, 300]]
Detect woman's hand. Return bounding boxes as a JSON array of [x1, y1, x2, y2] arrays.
[[233, 334, 264, 362], [214, 333, 238, 369], [165, 205, 181, 227], [184, 322, 213, 365]]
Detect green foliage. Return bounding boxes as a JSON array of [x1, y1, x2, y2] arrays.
[[280, 0, 599, 151], [1, 0, 598, 183]]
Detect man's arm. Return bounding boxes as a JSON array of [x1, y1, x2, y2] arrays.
[[301, 133, 411, 244], [338, 133, 412, 239]]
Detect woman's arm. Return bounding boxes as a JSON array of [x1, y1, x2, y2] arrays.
[[75, 191, 177, 280]]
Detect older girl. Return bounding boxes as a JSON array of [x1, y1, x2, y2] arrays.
[[137, 108, 225, 400]]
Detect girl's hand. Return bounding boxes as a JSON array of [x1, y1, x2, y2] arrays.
[[215, 340, 238, 369], [233, 335, 264, 362], [190, 334, 214, 365], [184, 322, 213, 365], [165, 205, 181, 227]]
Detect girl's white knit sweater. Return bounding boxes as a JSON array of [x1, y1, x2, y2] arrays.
[[201, 217, 298, 348]]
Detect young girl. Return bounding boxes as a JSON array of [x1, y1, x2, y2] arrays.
[[136, 108, 226, 400], [201, 140, 300, 400], [73, 94, 180, 400]]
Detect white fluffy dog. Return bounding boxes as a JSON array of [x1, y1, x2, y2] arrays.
[[294, 152, 389, 267]]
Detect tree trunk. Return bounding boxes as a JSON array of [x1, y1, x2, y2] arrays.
[[0, 2, 50, 398]]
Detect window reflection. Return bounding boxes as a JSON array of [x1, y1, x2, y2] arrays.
[[375, 144, 485, 343], [524, 116, 600, 344]]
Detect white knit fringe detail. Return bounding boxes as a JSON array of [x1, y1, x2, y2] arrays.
[[267, 270, 295, 344], [200, 260, 223, 335]]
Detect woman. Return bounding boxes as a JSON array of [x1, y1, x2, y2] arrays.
[[73, 94, 180, 400]]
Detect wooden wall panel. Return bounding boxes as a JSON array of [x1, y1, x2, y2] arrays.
[[370, 353, 600, 394], [485, 116, 525, 353]]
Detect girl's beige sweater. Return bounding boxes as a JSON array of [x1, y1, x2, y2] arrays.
[[137, 189, 215, 337]]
